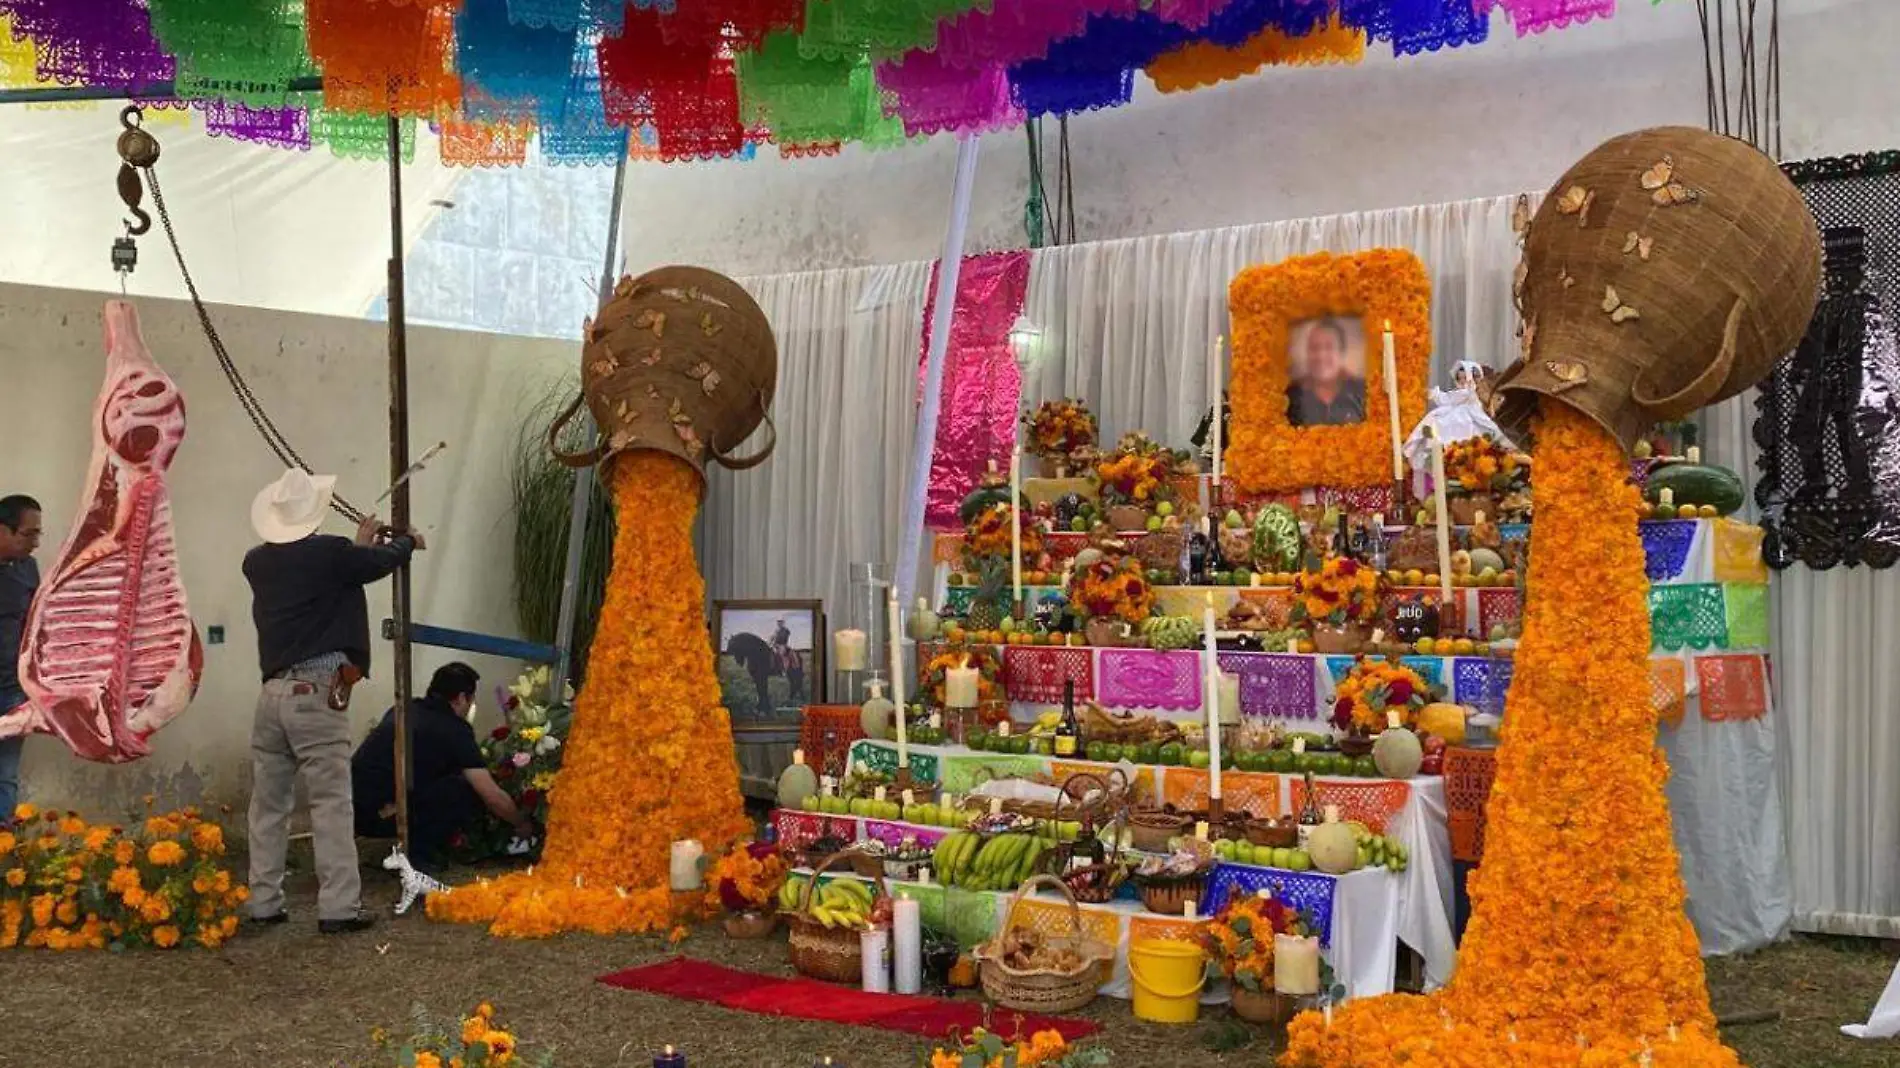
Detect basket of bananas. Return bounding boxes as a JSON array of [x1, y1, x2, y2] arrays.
[[784, 849, 890, 984]]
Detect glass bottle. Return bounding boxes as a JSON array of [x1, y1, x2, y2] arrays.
[[1054, 681, 1080, 758], [1297, 770, 1324, 850]]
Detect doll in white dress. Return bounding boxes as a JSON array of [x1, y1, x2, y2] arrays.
[[1404, 361, 1516, 499]]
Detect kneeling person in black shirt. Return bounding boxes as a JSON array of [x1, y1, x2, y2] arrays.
[[352, 662, 533, 866]]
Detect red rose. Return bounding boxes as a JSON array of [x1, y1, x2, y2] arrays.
[[1386, 679, 1414, 705], [1338, 559, 1358, 577], [521, 789, 542, 807], [1331, 698, 1354, 730], [491, 726, 510, 740]]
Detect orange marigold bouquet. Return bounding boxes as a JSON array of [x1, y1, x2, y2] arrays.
[[1290, 556, 1383, 628], [1202, 890, 1312, 994], [962, 501, 1044, 567], [705, 840, 785, 914], [366, 1002, 548, 1068], [428, 452, 749, 938], [1092, 432, 1184, 506], [1065, 555, 1155, 625], [0, 802, 246, 951], [1441, 434, 1528, 495], [923, 646, 1003, 708], [924, 1028, 1109, 1068], [1329, 657, 1434, 734], [1282, 403, 1737, 1066], [1023, 399, 1098, 459]]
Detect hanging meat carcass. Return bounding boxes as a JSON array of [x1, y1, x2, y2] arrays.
[[1, 300, 203, 762]]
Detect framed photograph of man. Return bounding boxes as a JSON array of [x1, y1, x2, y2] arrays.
[[711, 599, 825, 724], [1225, 248, 1434, 493]]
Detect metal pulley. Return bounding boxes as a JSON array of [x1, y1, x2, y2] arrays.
[[112, 106, 161, 278]]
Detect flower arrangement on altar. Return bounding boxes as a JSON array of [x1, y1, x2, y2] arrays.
[[465, 667, 571, 860], [367, 1002, 547, 1068], [1092, 432, 1185, 507], [1, 802, 247, 951], [1064, 554, 1155, 625], [1330, 657, 1435, 734], [962, 501, 1045, 566], [1290, 556, 1384, 628], [1202, 889, 1313, 994], [925, 1027, 1110, 1068], [704, 840, 786, 915], [1441, 435, 1528, 495], [1023, 399, 1098, 462], [923, 645, 1004, 708]]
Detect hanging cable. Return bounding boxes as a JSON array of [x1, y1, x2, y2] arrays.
[[1024, 118, 1047, 249]]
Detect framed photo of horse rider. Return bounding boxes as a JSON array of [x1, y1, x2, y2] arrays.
[[711, 599, 826, 726]]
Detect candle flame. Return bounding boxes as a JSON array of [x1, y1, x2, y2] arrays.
[[664, 1045, 675, 1055], [1384, 319, 1393, 331]]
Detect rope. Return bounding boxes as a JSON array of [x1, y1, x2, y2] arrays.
[[144, 168, 367, 524]]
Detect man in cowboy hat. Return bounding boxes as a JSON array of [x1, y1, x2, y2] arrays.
[[243, 468, 423, 934]]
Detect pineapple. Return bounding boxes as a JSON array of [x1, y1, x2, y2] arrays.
[[965, 557, 1012, 632]]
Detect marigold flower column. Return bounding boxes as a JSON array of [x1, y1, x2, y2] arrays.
[[430, 267, 777, 937]]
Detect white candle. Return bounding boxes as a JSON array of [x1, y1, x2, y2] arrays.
[[1211, 336, 1226, 486], [944, 659, 979, 709], [860, 927, 891, 993], [1383, 321, 1404, 485], [1275, 933, 1322, 995], [1203, 592, 1222, 802], [893, 896, 923, 994], [1010, 448, 1023, 605], [1217, 672, 1241, 727], [668, 839, 705, 892], [1428, 428, 1454, 603], [887, 592, 908, 768], [834, 628, 868, 671]]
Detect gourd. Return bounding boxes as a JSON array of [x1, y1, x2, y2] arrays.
[[1307, 820, 1360, 875], [859, 679, 895, 741], [907, 598, 941, 642], [1416, 703, 1468, 745], [776, 753, 819, 810], [1372, 728, 1424, 780], [1644, 461, 1745, 516], [1467, 548, 1505, 575]]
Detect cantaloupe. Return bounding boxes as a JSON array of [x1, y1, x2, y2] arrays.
[[1372, 728, 1424, 780], [1417, 702, 1469, 745], [1467, 548, 1505, 575], [1308, 821, 1360, 875], [860, 679, 894, 740], [776, 757, 819, 810]]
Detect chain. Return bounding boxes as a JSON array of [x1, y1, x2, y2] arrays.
[[144, 168, 367, 524]]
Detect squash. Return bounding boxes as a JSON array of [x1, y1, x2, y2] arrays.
[[1417, 703, 1468, 745], [1644, 462, 1745, 516], [1307, 821, 1360, 875], [1372, 728, 1423, 780], [949, 953, 979, 988], [776, 757, 819, 811]]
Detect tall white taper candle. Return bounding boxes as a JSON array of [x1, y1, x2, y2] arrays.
[[1203, 592, 1222, 801], [887, 591, 908, 768], [1428, 427, 1454, 604], [1383, 321, 1404, 485], [1009, 447, 1023, 604]]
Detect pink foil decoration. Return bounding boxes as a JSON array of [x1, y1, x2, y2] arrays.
[[1097, 648, 1203, 711], [917, 250, 1032, 530], [877, 51, 1021, 137], [1475, 0, 1616, 36]]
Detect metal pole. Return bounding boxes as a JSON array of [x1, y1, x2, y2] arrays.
[[894, 135, 982, 613], [548, 151, 629, 706], [386, 115, 415, 853], [0, 75, 324, 106]]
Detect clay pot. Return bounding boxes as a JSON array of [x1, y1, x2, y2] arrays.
[[1231, 986, 1300, 1026], [1447, 494, 1497, 527], [1311, 624, 1368, 655], [1085, 617, 1132, 648], [722, 911, 779, 940], [1106, 504, 1150, 533]]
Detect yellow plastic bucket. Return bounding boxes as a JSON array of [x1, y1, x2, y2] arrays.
[[1128, 939, 1207, 1024]]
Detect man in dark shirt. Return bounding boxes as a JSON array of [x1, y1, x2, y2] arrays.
[[1286, 317, 1368, 427], [243, 468, 420, 935], [352, 662, 533, 868], [0, 494, 43, 820]]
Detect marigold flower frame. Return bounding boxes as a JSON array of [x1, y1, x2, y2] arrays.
[[1226, 249, 1432, 493]]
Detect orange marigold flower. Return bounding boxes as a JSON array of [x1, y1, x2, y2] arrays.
[[5, 869, 23, 888], [113, 840, 136, 865], [151, 925, 181, 948], [189, 823, 224, 854], [146, 840, 186, 867], [12, 803, 35, 822]]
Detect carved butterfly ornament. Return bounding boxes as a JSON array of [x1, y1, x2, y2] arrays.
[[1623, 232, 1655, 261], [1641, 156, 1701, 207], [1556, 185, 1596, 226], [1545, 360, 1589, 392], [1602, 285, 1641, 324]]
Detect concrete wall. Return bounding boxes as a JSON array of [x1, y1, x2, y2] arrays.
[[0, 284, 573, 815], [618, 0, 1896, 277]]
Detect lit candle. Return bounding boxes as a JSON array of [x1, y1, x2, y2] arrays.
[[1211, 336, 1226, 487], [1203, 592, 1222, 803], [944, 657, 979, 709], [887, 591, 908, 768], [834, 628, 868, 671], [1274, 933, 1321, 995], [668, 840, 704, 892], [1383, 321, 1404, 486], [654, 1044, 686, 1068], [1010, 447, 1024, 605], [1428, 427, 1454, 603]]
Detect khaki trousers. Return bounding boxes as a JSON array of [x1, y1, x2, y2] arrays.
[[247, 677, 361, 922]]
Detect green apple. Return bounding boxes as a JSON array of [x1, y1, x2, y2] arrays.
[[1146, 516, 1164, 532], [1158, 742, 1185, 766], [1288, 850, 1312, 872], [1187, 749, 1212, 769], [1213, 839, 1236, 861], [799, 795, 822, 812], [1224, 509, 1244, 529], [999, 616, 1016, 634], [1070, 517, 1088, 532], [1156, 500, 1176, 517], [1057, 820, 1082, 841]]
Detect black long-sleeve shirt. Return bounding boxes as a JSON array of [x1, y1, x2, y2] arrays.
[[243, 534, 414, 682], [0, 556, 38, 696]]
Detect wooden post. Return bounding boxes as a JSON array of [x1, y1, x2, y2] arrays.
[[386, 115, 414, 852]]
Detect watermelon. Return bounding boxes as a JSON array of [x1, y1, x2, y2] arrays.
[[1644, 462, 1745, 516], [958, 482, 1031, 526]]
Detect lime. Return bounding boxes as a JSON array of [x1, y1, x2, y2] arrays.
[[1135, 742, 1161, 765], [1158, 742, 1185, 766], [1266, 750, 1295, 773]]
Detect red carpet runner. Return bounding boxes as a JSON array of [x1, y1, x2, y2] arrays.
[[598, 957, 1101, 1041]]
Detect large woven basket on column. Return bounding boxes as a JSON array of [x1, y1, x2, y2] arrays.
[[1490, 126, 1822, 452]]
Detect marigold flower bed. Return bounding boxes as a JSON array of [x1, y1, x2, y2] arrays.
[[429, 452, 748, 937], [1281, 402, 1739, 1066]]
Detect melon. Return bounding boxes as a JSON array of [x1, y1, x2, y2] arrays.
[[776, 759, 819, 810], [1644, 462, 1745, 516], [860, 680, 895, 740], [1417, 702, 1468, 745], [908, 598, 942, 641], [1307, 821, 1361, 875], [1372, 728, 1423, 780], [1467, 548, 1505, 575]]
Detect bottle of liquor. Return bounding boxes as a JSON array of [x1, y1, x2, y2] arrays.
[[1368, 512, 1389, 572], [1297, 770, 1324, 850], [1205, 513, 1227, 577], [1187, 518, 1210, 585], [1054, 681, 1081, 758]]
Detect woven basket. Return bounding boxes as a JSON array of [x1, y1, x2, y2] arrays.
[[1495, 126, 1822, 452], [1043, 809, 1130, 905], [785, 849, 888, 984], [974, 875, 1115, 1014]]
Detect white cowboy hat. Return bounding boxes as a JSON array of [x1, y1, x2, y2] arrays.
[[251, 468, 336, 544]]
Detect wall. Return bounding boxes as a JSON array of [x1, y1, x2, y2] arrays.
[[0, 284, 573, 815], [618, 0, 1898, 277]]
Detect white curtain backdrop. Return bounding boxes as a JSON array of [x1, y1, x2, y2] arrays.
[[703, 192, 1897, 949]]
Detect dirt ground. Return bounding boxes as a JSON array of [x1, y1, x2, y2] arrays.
[[0, 860, 1893, 1068]]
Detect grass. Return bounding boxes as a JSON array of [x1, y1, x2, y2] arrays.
[[1, 857, 1893, 1068]]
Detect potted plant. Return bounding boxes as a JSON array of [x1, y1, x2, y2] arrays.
[[1064, 554, 1155, 647], [1330, 656, 1435, 744]]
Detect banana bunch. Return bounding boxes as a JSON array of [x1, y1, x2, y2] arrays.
[[1348, 824, 1411, 873], [789, 876, 875, 929], [777, 873, 812, 912], [931, 831, 1053, 891], [1140, 615, 1201, 651]]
